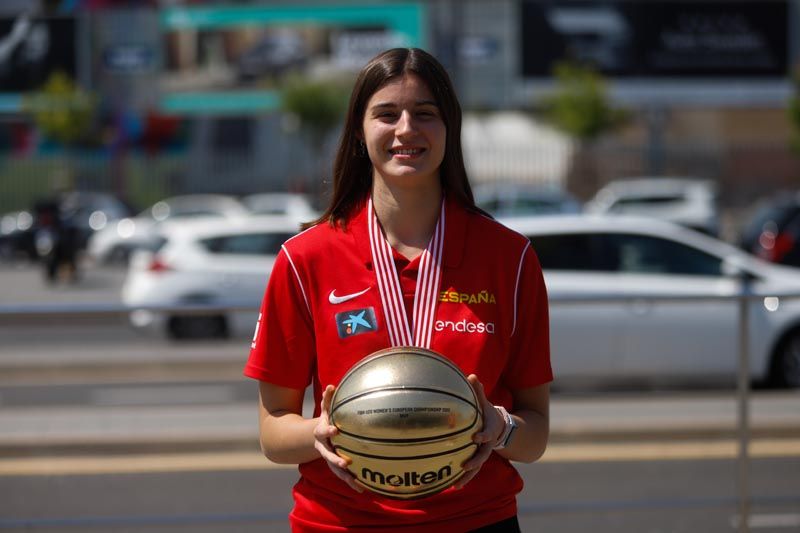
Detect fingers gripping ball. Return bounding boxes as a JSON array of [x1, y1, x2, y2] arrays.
[[329, 347, 483, 499]]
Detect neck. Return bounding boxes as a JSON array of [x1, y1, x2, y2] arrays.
[[371, 177, 443, 259]]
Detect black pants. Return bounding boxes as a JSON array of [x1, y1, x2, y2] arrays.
[[470, 516, 521, 532]]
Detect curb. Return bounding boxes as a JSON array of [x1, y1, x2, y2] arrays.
[[0, 438, 260, 458]]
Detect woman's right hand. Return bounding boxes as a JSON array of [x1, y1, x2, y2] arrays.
[[313, 384, 364, 493]]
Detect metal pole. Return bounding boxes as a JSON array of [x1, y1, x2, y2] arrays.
[[645, 106, 666, 176], [736, 271, 752, 533]]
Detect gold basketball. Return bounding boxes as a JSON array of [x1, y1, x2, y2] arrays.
[[329, 347, 482, 499]]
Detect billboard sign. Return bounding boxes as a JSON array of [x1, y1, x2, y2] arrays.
[[0, 15, 76, 92], [103, 43, 156, 74], [521, 1, 789, 79], [159, 3, 426, 114]]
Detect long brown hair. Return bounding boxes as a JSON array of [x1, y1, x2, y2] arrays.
[[304, 48, 478, 229]]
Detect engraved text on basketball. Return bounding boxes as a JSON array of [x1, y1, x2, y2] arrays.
[[361, 465, 452, 487]]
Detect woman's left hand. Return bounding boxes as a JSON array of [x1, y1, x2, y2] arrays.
[[452, 374, 506, 489]]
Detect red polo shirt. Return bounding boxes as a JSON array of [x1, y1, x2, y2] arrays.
[[244, 196, 552, 532]]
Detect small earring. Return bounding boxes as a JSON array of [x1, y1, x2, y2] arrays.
[[357, 140, 367, 157]]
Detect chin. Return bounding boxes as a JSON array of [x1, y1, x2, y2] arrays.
[[392, 165, 434, 178], [387, 174, 439, 190]]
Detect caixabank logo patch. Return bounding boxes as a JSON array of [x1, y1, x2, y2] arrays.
[[335, 307, 378, 339]]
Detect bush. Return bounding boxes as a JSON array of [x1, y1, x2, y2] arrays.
[[540, 61, 628, 142]]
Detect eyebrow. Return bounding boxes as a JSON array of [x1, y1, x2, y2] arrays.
[[370, 100, 439, 109]]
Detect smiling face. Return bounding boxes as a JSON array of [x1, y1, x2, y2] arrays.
[[361, 73, 446, 191]]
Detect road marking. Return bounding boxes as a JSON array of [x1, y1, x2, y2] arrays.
[[0, 452, 282, 476], [540, 438, 800, 463], [1, 438, 799, 476], [731, 513, 800, 529]]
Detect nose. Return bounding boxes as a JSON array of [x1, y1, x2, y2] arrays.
[[395, 110, 416, 137]]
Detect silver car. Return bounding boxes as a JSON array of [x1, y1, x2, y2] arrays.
[[503, 214, 800, 388]]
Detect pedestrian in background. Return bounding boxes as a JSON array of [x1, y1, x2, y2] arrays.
[[34, 193, 79, 284]]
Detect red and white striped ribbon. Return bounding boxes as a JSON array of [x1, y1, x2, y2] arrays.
[[367, 197, 445, 349]]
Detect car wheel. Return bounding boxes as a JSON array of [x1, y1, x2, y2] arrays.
[[770, 329, 800, 388], [168, 315, 229, 340]]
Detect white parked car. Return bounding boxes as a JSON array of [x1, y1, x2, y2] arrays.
[[88, 194, 251, 264], [502, 215, 800, 388], [122, 216, 299, 339], [585, 177, 720, 236], [242, 192, 318, 219]]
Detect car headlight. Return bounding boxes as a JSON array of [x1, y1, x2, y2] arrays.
[[130, 309, 155, 327], [17, 211, 33, 231], [764, 297, 780, 312], [89, 211, 108, 231], [117, 218, 136, 239]]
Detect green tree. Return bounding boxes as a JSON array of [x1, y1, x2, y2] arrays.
[[281, 76, 349, 147], [24, 71, 95, 146], [541, 61, 627, 142], [22, 71, 96, 192]]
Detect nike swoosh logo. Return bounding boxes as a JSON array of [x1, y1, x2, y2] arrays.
[[329, 287, 371, 305]]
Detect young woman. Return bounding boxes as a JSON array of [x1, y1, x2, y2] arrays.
[[244, 48, 552, 532]]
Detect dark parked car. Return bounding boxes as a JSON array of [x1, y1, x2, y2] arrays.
[[56, 191, 136, 251], [0, 210, 36, 261], [740, 193, 800, 267]]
